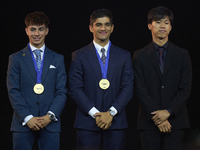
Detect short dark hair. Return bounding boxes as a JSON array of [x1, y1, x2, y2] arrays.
[[90, 9, 113, 26], [148, 6, 173, 25], [25, 12, 49, 28]]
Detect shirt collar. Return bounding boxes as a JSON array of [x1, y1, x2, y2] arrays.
[[29, 43, 45, 52], [153, 41, 168, 51], [93, 40, 110, 53]]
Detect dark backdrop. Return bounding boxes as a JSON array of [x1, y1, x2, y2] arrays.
[[1, 0, 200, 149]]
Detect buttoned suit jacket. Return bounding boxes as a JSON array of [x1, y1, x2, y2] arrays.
[[7, 45, 67, 132], [69, 42, 134, 131], [133, 42, 192, 130]]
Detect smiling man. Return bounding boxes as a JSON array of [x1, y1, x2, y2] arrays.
[[69, 9, 134, 150], [6, 12, 67, 150], [133, 6, 192, 150]]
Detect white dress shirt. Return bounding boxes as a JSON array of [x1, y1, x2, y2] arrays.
[[22, 43, 57, 126], [88, 40, 118, 119]]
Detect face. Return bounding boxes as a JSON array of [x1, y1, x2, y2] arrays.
[[89, 17, 114, 46], [25, 24, 49, 48], [148, 16, 172, 42]]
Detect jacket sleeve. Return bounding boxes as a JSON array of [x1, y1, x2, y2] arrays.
[[111, 52, 134, 113], [133, 51, 160, 120], [68, 51, 95, 114], [6, 54, 31, 122], [48, 55, 68, 118], [166, 50, 192, 116]]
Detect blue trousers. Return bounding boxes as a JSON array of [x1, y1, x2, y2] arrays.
[[77, 129, 126, 150], [12, 129, 60, 150]]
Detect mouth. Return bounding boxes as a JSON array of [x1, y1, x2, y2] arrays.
[[33, 37, 41, 41], [159, 30, 166, 33], [99, 32, 107, 35]]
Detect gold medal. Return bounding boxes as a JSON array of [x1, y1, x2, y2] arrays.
[[33, 84, 44, 94], [99, 79, 110, 90]]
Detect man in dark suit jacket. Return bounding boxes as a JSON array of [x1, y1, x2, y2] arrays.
[[133, 6, 192, 150], [6, 12, 67, 150], [69, 9, 133, 150]]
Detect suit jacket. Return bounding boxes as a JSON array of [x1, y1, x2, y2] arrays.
[[6, 45, 67, 132], [69, 42, 134, 131], [133, 42, 192, 130]]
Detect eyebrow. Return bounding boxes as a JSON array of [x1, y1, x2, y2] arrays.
[[30, 27, 45, 29], [156, 19, 170, 22], [95, 22, 111, 24]]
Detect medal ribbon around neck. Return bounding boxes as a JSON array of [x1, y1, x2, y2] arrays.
[[95, 41, 111, 89], [28, 43, 45, 94]]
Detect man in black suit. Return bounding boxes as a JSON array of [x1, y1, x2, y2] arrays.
[[133, 6, 192, 150], [69, 9, 133, 150]]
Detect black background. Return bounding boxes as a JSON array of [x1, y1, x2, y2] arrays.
[[1, 0, 200, 149]]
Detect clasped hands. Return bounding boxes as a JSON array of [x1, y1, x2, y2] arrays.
[[26, 114, 51, 131], [151, 110, 172, 133], [94, 111, 113, 130]]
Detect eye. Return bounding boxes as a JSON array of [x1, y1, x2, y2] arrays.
[[105, 23, 112, 26], [39, 28, 45, 31], [30, 28, 35, 31], [95, 23, 102, 27]]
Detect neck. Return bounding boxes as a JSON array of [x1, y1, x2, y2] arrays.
[[30, 43, 44, 49], [152, 37, 168, 46], [94, 39, 109, 47]]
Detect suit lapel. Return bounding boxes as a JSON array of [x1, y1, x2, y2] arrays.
[[21, 46, 37, 82], [84, 43, 102, 81], [163, 42, 175, 77], [145, 43, 162, 79], [85, 43, 119, 81], [41, 47, 54, 83]]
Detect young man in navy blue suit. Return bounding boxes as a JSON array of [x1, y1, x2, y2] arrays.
[[133, 6, 192, 150], [6, 12, 67, 150], [69, 9, 134, 150]]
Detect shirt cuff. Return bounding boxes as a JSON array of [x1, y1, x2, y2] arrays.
[[22, 115, 33, 126], [48, 111, 58, 121], [88, 107, 100, 119], [109, 106, 118, 116]]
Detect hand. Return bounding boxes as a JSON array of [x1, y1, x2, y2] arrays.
[[157, 120, 172, 133], [94, 111, 113, 130], [40, 114, 51, 128], [27, 117, 44, 131], [151, 110, 170, 125], [95, 116, 112, 130]]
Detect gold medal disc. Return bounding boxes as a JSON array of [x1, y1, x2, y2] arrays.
[[99, 79, 110, 90], [33, 84, 44, 94]]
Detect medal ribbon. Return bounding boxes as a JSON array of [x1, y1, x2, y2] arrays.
[[28, 43, 45, 84], [95, 41, 111, 79]]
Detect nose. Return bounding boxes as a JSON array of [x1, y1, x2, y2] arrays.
[[160, 22, 165, 28], [100, 24, 106, 30], [34, 30, 39, 36]]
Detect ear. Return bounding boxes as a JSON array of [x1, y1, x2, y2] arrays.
[[111, 24, 114, 33], [45, 28, 49, 35], [25, 28, 29, 35], [169, 25, 172, 32], [89, 25, 93, 33], [148, 24, 152, 30]]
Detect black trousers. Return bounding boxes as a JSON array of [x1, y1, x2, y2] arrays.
[[139, 129, 187, 150]]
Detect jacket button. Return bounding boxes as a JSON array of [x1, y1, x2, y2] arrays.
[[36, 102, 39, 105], [161, 86, 164, 89]]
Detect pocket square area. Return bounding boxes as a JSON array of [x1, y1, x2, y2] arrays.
[[49, 65, 56, 69]]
